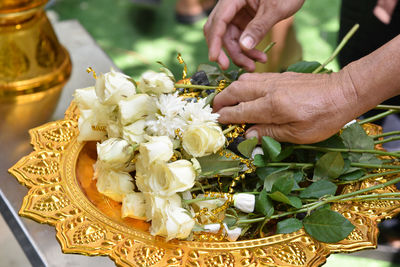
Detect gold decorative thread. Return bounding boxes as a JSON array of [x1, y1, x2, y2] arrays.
[[86, 67, 97, 79], [177, 53, 188, 80], [7, 102, 400, 267]]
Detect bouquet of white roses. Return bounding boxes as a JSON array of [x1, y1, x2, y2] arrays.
[[73, 27, 400, 243]]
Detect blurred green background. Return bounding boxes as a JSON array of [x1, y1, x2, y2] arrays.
[[49, 0, 340, 80]]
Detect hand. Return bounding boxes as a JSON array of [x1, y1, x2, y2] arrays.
[[213, 70, 364, 144], [204, 0, 304, 72]]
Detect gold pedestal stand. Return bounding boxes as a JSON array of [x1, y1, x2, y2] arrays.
[[0, 0, 71, 138]]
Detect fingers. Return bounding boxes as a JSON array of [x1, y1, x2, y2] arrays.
[[245, 124, 289, 143], [213, 81, 267, 112], [216, 97, 272, 124], [239, 5, 277, 51], [204, 1, 246, 62], [223, 25, 256, 71]]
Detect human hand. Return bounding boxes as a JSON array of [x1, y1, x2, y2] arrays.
[[204, 0, 304, 72], [213, 70, 365, 144]]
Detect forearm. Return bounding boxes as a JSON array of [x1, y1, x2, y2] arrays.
[[344, 34, 400, 115]]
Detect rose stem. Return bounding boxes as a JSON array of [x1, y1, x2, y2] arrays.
[[312, 24, 359, 74], [293, 145, 400, 158], [335, 169, 400, 185], [174, 84, 219, 90], [375, 105, 400, 111], [372, 131, 400, 138], [375, 136, 400, 145], [238, 174, 400, 224], [358, 109, 400, 124]]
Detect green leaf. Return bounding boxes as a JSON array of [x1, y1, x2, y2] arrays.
[[300, 180, 337, 199], [286, 61, 331, 74], [287, 61, 322, 73], [313, 134, 346, 149], [268, 192, 302, 208], [341, 123, 376, 162], [271, 175, 294, 195], [313, 152, 344, 180], [264, 171, 293, 192], [261, 136, 281, 162], [275, 146, 294, 161], [197, 151, 240, 176], [340, 169, 366, 181], [303, 209, 355, 243], [287, 196, 302, 209], [255, 190, 274, 217], [238, 137, 258, 158], [256, 166, 289, 181], [293, 170, 304, 183], [223, 214, 238, 228], [276, 218, 303, 234], [204, 91, 218, 107], [253, 154, 266, 167]]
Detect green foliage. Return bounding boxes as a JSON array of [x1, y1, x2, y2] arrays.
[[303, 209, 355, 243], [276, 218, 303, 234], [313, 152, 344, 180], [238, 137, 258, 158], [261, 136, 281, 162], [271, 175, 295, 195], [300, 180, 337, 199], [255, 190, 274, 217]]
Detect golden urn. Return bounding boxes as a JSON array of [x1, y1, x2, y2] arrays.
[[0, 0, 71, 138]]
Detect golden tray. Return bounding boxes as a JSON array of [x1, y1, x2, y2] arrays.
[[9, 103, 400, 267]]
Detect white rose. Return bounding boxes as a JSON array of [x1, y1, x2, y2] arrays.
[[136, 159, 195, 196], [138, 70, 174, 95], [135, 158, 164, 193], [182, 123, 226, 157], [97, 138, 134, 170], [223, 223, 242, 242], [77, 110, 107, 142], [74, 86, 99, 110], [96, 169, 134, 202], [118, 94, 156, 125], [95, 69, 136, 105], [139, 136, 173, 164], [122, 119, 146, 144], [121, 192, 147, 220], [233, 193, 255, 213], [106, 120, 121, 138], [147, 194, 194, 240]]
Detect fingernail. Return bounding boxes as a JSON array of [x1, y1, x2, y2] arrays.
[[245, 130, 258, 139], [240, 35, 254, 50]]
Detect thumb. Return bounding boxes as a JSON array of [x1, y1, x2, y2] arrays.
[[239, 7, 277, 50], [245, 124, 287, 143]]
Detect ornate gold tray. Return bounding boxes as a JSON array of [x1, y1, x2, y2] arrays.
[[9, 103, 400, 267]]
